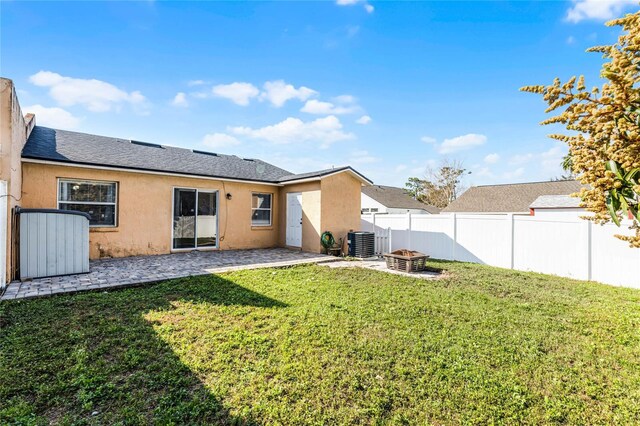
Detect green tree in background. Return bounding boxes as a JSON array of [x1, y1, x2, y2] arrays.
[[405, 160, 469, 208]]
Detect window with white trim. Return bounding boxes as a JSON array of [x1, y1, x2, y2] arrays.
[[251, 193, 272, 226], [58, 179, 118, 227]]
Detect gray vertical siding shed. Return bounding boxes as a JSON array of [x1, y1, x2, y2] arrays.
[[18, 209, 90, 279]]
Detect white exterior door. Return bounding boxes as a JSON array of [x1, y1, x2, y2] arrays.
[[286, 192, 303, 247]]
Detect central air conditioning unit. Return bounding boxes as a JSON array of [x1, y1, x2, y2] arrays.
[[347, 231, 375, 258]]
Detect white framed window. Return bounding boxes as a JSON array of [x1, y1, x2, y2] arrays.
[[58, 179, 118, 227], [252, 193, 272, 226]]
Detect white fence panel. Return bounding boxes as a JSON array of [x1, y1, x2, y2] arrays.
[[361, 214, 394, 255], [373, 228, 390, 255], [364, 214, 411, 251], [361, 212, 640, 288], [513, 217, 588, 280], [590, 222, 640, 288], [456, 214, 511, 267], [410, 215, 453, 260]]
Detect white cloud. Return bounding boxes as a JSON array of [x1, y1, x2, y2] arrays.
[[395, 164, 408, 173], [503, 167, 525, 180], [212, 82, 260, 106], [336, 0, 374, 13], [509, 153, 534, 165], [438, 133, 486, 154], [333, 94, 357, 104], [566, 35, 576, 45], [191, 91, 210, 99], [301, 99, 359, 115], [171, 92, 188, 108], [229, 115, 354, 148], [410, 166, 427, 175], [540, 145, 566, 172], [23, 104, 81, 129], [260, 80, 317, 107], [301, 94, 361, 115], [506, 144, 567, 178], [421, 136, 437, 144], [347, 25, 360, 38], [187, 80, 207, 86], [356, 115, 372, 125], [566, 0, 635, 23], [475, 167, 495, 178], [202, 133, 241, 149], [350, 149, 380, 164], [29, 71, 148, 113], [484, 153, 500, 164]]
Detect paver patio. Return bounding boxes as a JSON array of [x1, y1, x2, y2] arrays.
[[0, 248, 336, 301]]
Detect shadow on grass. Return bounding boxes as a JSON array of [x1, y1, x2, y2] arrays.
[[0, 274, 286, 425]]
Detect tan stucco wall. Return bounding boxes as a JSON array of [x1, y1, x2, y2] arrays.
[[278, 173, 363, 253], [20, 159, 363, 261], [21, 163, 281, 259], [0, 78, 31, 281], [278, 181, 322, 253], [321, 172, 362, 249]]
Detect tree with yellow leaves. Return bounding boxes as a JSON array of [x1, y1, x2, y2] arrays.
[[521, 11, 640, 247]]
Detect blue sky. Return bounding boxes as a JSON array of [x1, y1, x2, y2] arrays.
[[2, 0, 637, 187]]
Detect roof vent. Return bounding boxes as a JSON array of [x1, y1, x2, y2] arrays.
[[130, 140, 164, 149], [243, 158, 255, 162], [192, 149, 218, 157]]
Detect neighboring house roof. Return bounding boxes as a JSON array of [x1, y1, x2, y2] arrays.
[[441, 180, 583, 213], [529, 194, 582, 209], [362, 185, 441, 214], [22, 126, 370, 185]]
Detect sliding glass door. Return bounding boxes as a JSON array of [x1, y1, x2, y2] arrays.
[[196, 192, 217, 248], [173, 188, 218, 250]]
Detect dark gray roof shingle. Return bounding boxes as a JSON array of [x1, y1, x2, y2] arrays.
[[23, 126, 296, 183], [362, 185, 441, 213], [442, 180, 584, 213], [23, 126, 372, 185]]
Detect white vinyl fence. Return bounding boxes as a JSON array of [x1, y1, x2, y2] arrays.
[[362, 213, 640, 289]]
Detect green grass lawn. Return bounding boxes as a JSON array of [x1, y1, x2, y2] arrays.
[[1, 261, 640, 425]]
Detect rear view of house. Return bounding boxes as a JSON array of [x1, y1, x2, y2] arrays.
[[0, 77, 371, 283]]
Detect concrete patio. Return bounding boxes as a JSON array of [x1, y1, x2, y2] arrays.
[[1, 248, 336, 301]]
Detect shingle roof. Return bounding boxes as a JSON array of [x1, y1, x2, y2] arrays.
[[441, 180, 584, 213], [529, 194, 582, 209], [362, 185, 441, 213], [23, 126, 367, 184]]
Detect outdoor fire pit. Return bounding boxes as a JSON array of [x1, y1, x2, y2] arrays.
[[383, 249, 430, 273]]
